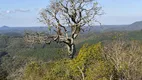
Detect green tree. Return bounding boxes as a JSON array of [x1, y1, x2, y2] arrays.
[[0, 35, 9, 48], [23, 43, 113, 80]]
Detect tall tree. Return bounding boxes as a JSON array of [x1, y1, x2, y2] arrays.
[[25, 0, 102, 59]]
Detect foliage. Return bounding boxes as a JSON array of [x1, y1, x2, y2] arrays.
[[0, 35, 9, 48], [103, 40, 142, 80], [23, 61, 47, 80], [23, 43, 113, 80], [0, 66, 8, 80], [68, 43, 112, 80], [1, 55, 28, 74], [1, 30, 142, 80], [16, 47, 67, 61], [23, 40, 142, 80]]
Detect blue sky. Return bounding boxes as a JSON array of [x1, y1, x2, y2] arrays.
[[0, 0, 142, 27]]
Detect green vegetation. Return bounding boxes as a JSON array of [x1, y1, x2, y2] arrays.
[[23, 41, 142, 80], [23, 43, 113, 80], [0, 67, 8, 80], [0, 30, 142, 80]]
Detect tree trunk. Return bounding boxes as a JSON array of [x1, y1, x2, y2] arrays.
[[67, 43, 76, 59]]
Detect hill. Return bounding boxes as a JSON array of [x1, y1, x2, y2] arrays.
[[1, 26, 9, 28], [104, 20, 142, 31], [0, 27, 49, 36], [127, 21, 142, 31], [0, 20, 142, 35], [0, 29, 142, 79]]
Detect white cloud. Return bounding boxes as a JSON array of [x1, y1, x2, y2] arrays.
[[6, 10, 15, 14], [6, 10, 10, 13], [1, 9, 31, 14], [34, 8, 44, 11], [15, 9, 30, 12]]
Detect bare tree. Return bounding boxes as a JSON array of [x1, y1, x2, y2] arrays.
[[25, 0, 102, 59], [103, 40, 142, 80]]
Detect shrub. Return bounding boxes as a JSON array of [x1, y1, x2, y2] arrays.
[[23, 41, 142, 80], [103, 40, 142, 80], [24, 61, 47, 80], [23, 43, 113, 80], [68, 43, 113, 80], [0, 67, 8, 80]]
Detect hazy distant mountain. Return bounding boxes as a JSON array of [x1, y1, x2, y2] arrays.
[[127, 21, 142, 31], [0, 26, 49, 36], [99, 25, 128, 32], [103, 21, 142, 32], [0, 20, 142, 35], [1, 26, 9, 28]]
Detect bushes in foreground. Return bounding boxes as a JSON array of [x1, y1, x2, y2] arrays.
[[103, 40, 142, 80], [23, 41, 142, 80], [0, 66, 8, 80]]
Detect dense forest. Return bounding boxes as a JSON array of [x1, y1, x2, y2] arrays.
[[0, 30, 142, 80]]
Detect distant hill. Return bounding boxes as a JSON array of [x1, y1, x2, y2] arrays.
[[127, 21, 142, 31], [0, 20, 142, 35], [1, 26, 9, 28], [100, 25, 128, 32], [0, 27, 49, 36], [103, 21, 142, 32]]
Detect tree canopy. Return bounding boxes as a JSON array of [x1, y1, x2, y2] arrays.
[[25, 0, 102, 58]]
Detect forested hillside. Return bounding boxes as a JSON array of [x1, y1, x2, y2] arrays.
[[0, 30, 142, 80]]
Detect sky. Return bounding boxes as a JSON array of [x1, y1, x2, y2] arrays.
[[0, 0, 142, 27]]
